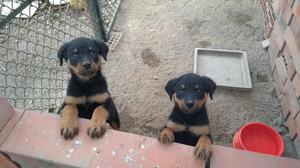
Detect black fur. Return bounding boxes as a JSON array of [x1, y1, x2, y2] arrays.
[[164, 73, 216, 145], [169, 105, 210, 146], [163, 73, 215, 167], [58, 37, 108, 66], [57, 37, 120, 128]]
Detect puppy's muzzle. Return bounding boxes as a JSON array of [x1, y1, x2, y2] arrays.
[[82, 61, 91, 70], [185, 100, 194, 109]]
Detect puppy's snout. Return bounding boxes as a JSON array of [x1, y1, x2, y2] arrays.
[[82, 61, 91, 70], [185, 100, 194, 109]]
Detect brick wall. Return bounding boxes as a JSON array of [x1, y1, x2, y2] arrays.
[[268, 0, 300, 156]]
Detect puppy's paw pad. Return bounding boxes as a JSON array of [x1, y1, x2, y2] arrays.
[[87, 124, 107, 139], [194, 144, 211, 161], [60, 127, 79, 140], [159, 128, 174, 144]]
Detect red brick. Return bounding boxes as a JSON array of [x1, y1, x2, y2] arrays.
[[283, 5, 293, 25], [294, 136, 300, 157], [275, 56, 289, 85], [295, 114, 300, 137], [278, 12, 288, 32], [286, 0, 295, 9], [280, 95, 291, 120], [268, 44, 279, 72], [284, 27, 300, 56], [274, 69, 284, 101], [292, 0, 300, 20], [275, 82, 284, 101], [273, 0, 288, 16], [292, 52, 300, 74], [292, 73, 300, 98], [0, 97, 15, 130], [271, 21, 286, 52], [283, 44, 293, 58], [0, 153, 19, 168], [0, 109, 24, 145], [211, 145, 300, 168], [274, 74, 283, 101], [285, 55, 297, 79], [290, 15, 300, 49], [0, 111, 204, 168], [284, 78, 300, 118], [286, 114, 297, 140]]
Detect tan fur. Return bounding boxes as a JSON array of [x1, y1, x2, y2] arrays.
[[87, 106, 109, 138], [196, 94, 208, 108], [64, 96, 86, 104], [61, 105, 78, 128], [90, 106, 109, 126], [61, 104, 79, 139], [194, 135, 212, 160], [166, 120, 186, 132], [87, 92, 110, 103], [173, 93, 185, 108], [189, 125, 210, 135], [159, 127, 174, 143], [67, 60, 100, 81]]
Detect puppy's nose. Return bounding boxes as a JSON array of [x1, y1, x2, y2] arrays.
[[82, 62, 91, 70], [186, 101, 194, 108]]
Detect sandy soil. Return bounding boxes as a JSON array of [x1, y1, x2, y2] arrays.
[[102, 0, 282, 148]]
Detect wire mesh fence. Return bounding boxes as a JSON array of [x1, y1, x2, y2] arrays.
[[260, 0, 275, 38], [0, 0, 121, 113]]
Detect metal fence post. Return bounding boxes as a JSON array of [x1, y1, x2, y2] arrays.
[[86, 0, 107, 42]]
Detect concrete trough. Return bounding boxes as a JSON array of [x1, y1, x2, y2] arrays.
[[193, 48, 252, 90]]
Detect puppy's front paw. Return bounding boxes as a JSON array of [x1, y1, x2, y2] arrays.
[[194, 137, 211, 160], [87, 123, 107, 139], [60, 106, 79, 140], [61, 124, 79, 140], [159, 128, 174, 144]]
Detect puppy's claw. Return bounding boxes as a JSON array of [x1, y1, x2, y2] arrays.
[[60, 127, 79, 140], [194, 144, 211, 161], [159, 128, 174, 144], [87, 124, 107, 139]]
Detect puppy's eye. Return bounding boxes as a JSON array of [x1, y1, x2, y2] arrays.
[[89, 49, 96, 55]]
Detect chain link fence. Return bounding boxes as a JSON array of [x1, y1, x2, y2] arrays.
[[0, 0, 121, 112]]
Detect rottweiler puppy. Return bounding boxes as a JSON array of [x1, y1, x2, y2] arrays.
[[57, 37, 120, 140], [159, 73, 216, 162]]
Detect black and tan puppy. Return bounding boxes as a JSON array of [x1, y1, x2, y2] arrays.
[[159, 73, 216, 161], [57, 37, 120, 140]]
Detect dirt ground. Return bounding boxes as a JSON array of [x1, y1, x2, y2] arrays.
[[0, 0, 293, 159], [101, 0, 287, 149]]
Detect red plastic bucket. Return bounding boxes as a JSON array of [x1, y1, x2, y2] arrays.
[[232, 122, 284, 156]]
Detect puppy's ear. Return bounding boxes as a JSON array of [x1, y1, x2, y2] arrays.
[[93, 40, 109, 61], [58, 43, 69, 66], [202, 76, 216, 100], [165, 78, 179, 101]]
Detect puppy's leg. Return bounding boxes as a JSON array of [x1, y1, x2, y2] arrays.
[[194, 135, 212, 161], [189, 125, 212, 160], [60, 104, 79, 139], [159, 120, 185, 144], [104, 99, 120, 130], [87, 105, 109, 138]]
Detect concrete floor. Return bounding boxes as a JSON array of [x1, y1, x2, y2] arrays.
[[100, 0, 297, 157]]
